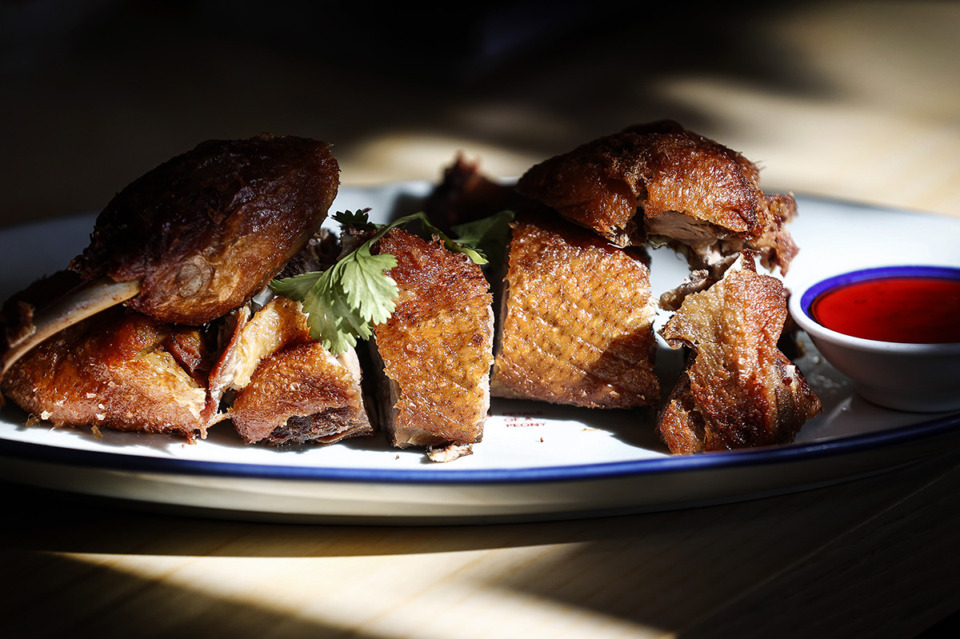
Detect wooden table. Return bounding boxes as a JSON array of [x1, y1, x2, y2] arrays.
[[1, 2, 958, 637]]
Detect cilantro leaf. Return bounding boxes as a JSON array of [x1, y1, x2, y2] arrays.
[[337, 243, 398, 326], [451, 209, 515, 268], [268, 271, 322, 302], [332, 209, 374, 228], [301, 270, 366, 353], [270, 248, 398, 353], [270, 208, 508, 354]]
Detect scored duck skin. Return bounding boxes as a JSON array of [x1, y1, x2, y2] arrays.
[[491, 212, 660, 409], [657, 254, 821, 454], [371, 228, 494, 449], [425, 156, 661, 409], [516, 120, 799, 275]]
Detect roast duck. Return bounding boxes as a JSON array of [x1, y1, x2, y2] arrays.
[[0, 121, 820, 458]]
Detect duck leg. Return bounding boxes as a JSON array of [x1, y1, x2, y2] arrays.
[[1, 276, 139, 376], [1, 134, 339, 381]]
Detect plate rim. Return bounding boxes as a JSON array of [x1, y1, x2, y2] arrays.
[[2, 190, 960, 507], [2, 410, 959, 485]]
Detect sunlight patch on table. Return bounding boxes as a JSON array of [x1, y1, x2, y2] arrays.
[[63, 552, 670, 638], [652, 75, 960, 218]]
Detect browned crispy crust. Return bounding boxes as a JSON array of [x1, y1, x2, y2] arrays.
[[0, 302, 214, 440], [371, 228, 494, 448], [491, 213, 660, 408], [657, 256, 820, 454], [229, 341, 373, 446], [70, 134, 340, 325], [516, 120, 798, 273], [208, 296, 313, 401], [217, 297, 373, 446]]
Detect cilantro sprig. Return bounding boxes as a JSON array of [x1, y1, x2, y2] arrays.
[[450, 209, 514, 269], [270, 209, 513, 354]]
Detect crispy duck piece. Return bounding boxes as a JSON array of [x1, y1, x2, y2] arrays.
[[208, 296, 316, 403], [370, 228, 494, 451], [491, 212, 660, 409], [211, 296, 373, 446], [1, 272, 215, 440], [515, 120, 799, 276], [657, 254, 821, 454], [422, 153, 535, 229], [1, 134, 339, 376], [424, 156, 661, 409]]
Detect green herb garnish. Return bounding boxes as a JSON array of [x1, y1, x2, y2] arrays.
[[270, 209, 513, 354], [451, 209, 514, 269]]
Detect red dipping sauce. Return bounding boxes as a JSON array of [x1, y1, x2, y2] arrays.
[[806, 267, 960, 344]]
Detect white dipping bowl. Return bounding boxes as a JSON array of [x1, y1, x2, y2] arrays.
[[789, 265, 960, 413]]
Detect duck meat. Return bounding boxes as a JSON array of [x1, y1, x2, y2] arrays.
[[515, 120, 799, 276], [657, 254, 821, 454], [2, 134, 339, 376], [369, 227, 494, 450]]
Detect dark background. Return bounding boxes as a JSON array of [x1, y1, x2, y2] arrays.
[[2, 0, 958, 226]]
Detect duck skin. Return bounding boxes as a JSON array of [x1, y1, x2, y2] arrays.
[[370, 227, 494, 450], [490, 212, 660, 409], [2, 134, 339, 376], [657, 254, 821, 454], [0, 272, 215, 440], [515, 120, 799, 276], [211, 296, 373, 446], [423, 157, 661, 410]]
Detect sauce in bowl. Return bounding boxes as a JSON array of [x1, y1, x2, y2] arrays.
[[806, 268, 960, 343], [791, 265, 960, 412]]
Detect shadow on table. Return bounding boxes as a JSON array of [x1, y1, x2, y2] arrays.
[[2, 450, 959, 636]]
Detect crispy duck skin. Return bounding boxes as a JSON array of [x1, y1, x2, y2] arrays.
[[422, 153, 537, 229], [1, 134, 340, 379], [491, 213, 660, 409], [229, 341, 373, 446], [214, 296, 373, 446], [208, 296, 314, 402], [371, 228, 494, 448], [657, 255, 821, 454], [0, 273, 213, 440], [515, 120, 799, 274], [70, 134, 340, 326]]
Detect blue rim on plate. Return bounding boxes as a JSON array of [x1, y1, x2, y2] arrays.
[[3, 191, 960, 521], [3, 410, 960, 484]]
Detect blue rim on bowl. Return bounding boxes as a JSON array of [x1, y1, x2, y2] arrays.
[[789, 264, 960, 413], [792, 264, 960, 353]]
